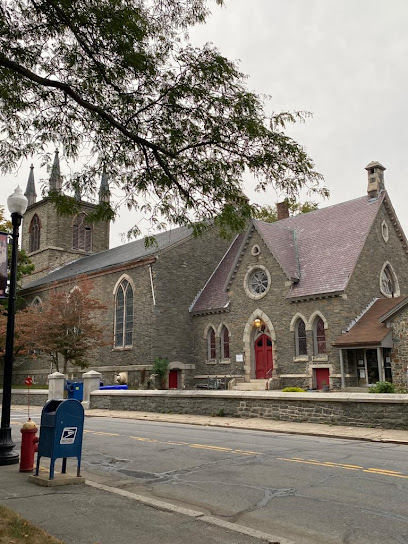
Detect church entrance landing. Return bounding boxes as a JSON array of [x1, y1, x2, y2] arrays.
[[254, 334, 273, 379]]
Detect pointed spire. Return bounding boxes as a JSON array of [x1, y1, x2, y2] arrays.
[[98, 166, 110, 203], [49, 149, 62, 194], [24, 164, 37, 207]]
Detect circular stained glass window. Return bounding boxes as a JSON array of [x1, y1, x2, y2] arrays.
[[249, 269, 269, 295]]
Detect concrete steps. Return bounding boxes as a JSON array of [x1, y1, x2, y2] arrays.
[[232, 379, 268, 391]]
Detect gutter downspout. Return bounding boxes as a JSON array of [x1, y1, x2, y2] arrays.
[[149, 264, 156, 306]]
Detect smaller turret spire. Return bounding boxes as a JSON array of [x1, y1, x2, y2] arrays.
[[98, 166, 110, 203], [24, 164, 37, 207], [49, 149, 62, 194]]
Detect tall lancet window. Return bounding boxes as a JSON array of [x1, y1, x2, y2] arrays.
[[29, 214, 40, 252], [114, 279, 134, 348], [72, 213, 92, 252]]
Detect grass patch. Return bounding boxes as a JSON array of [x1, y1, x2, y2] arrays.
[[0, 505, 63, 543]]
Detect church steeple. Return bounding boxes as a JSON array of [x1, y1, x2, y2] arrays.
[[24, 164, 37, 207], [98, 166, 110, 203], [49, 149, 62, 193]]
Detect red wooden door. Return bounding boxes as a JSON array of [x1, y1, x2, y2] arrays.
[[255, 334, 273, 379], [315, 368, 330, 390], [169, 369, 178, 389]]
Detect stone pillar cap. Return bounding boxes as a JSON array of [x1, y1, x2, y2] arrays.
[[82, 370, 102, 378], [48, 372, 65, 379]]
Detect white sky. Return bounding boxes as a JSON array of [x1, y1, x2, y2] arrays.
[[1, 0, 408, 246]]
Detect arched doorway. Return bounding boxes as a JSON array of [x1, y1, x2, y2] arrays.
[[254, 334, 273, 379]]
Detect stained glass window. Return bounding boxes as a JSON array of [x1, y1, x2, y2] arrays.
[[314, 317, 326, 354], [115, 279, 133, 347], [221, 326, 230, 359], [296, 319, 307, 356]]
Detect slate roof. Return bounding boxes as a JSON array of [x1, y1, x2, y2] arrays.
[[190, 233, 245, 314], [333, 296, 408, 347], [23, 225, 194, 290], [191, 193, 386, 312], [278, 193, 385, 299]]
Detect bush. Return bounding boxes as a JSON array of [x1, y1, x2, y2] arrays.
[[152, 357, 169, 389], [369, 381, 396, 394], [282, 387, 306, 393]]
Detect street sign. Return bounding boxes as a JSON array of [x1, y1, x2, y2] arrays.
[[25, 376, 33, 386]]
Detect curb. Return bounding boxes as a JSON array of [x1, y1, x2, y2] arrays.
[[86, 479, 294, 544]]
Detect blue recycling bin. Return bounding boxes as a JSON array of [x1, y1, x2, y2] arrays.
[[65, 381, 84, 401], [35, 399, 84, 480]]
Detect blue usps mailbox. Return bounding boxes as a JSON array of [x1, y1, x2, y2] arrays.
[[35, 399, 84, 480]]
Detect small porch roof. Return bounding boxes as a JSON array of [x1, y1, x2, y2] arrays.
[[333, 296, 408, 347]]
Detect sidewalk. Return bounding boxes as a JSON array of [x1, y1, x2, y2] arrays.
[[84, 408, 408, 444], [0, 464, 291, 544]]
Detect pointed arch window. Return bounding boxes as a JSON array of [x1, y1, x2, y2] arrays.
[[29, 214, 40, 252], [295, 318, 307, 356], [380, 263, 400, 298], [73, 213, 92, 252], [114, 279, 134, 348], [221, 325, 230, 360], [207, 327, 216, 360], [313, 317, 326, 355]]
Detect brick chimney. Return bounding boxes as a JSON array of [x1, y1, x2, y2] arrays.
[[365, 161, 386, 198], [277, 201, 290, 221]]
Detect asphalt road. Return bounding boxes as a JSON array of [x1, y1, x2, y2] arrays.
[[11, 408, 408, 544]]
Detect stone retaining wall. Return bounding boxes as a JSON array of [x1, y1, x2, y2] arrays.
[[1, 390, 49, 406], [3, 389, 408, 430], [90, 390, 408, 430]]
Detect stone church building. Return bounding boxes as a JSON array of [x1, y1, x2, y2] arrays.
[[17, 153, 408, 390]]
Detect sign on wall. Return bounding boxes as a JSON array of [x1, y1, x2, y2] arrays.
[[0, 233, 7, 299]]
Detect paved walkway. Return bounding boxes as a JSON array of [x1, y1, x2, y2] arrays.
[[85, 407, 408, 444]]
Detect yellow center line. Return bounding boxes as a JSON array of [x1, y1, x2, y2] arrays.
[[278, 457, 407, 479], [366, 468, 402, 474], [129, 437, 158, 442], [162, 441, 189, 446], [363, 470, 408, 479], [189, 444, 232, 451]]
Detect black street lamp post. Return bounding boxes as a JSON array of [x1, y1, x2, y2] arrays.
[[0, 186, 28, 466]]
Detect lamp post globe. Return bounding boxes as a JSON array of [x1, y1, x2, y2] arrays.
[[0, 186, 28, 466], [7, 186, 28, 216]]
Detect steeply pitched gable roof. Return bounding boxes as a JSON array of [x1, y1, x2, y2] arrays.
[[190, 233, 245, 314], [282, 193, 385, 299], [191, 193, 388, 313], [23, 225, 194, 290]]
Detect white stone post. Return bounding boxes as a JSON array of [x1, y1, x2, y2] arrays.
[[48, 372, 65, 400], [82, 370, 102, 409]]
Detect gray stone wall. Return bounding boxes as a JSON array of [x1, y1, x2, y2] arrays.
[[0, 389, 48, 406], [390, 308, 408, 387], [21, 198, 109, 285], [152, 229, 232, 373], [90, 390, 408, 430]]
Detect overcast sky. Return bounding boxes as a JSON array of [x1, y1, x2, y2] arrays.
[[1, 0, 408, 246]]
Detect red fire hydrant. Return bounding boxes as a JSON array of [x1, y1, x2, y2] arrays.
[[20, 419, 39, 472]]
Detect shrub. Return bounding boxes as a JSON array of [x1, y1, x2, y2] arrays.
[[369, 381, 396, 394], [282, 387, 306, 393], [152, 357, 169, 389]]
